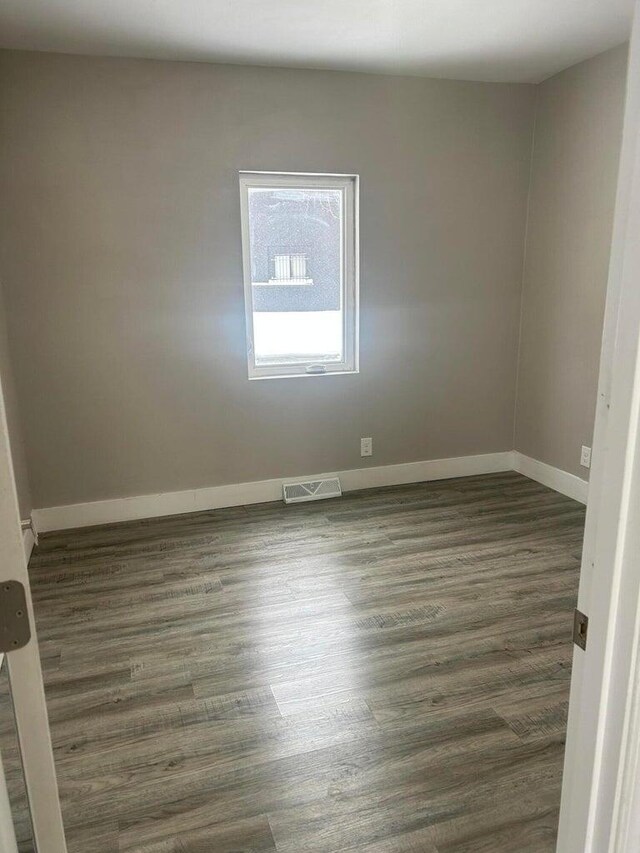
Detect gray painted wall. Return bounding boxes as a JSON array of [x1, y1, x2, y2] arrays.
[[0, 51, 535, 508], [514, 45, 628, 479], [0, 280, 32, 517]]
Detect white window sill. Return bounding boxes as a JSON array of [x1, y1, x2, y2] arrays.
[[248, 368, 359, 381], [253, 279, 314, 286]]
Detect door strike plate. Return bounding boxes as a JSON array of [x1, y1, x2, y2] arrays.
[[573, 609, 588, 651], [0, 581, 31, 652]]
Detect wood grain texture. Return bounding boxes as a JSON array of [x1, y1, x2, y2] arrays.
[[0, 472, 584, 852]]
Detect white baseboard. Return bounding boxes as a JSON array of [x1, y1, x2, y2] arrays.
[[32, 451, 513, 533], [23, 526, 36, 563], [512, 452, 589, 505], [31, 450, 588, 533]]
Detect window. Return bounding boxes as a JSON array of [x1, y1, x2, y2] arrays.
[[239, 172, 359, 379], [266, 253, 312, 286]]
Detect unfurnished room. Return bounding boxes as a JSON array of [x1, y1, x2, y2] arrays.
[[0, 2, 640, 852]]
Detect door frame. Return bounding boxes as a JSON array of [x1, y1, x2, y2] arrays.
[[0, 368, 67, 848], [557, 1, 640, 849]]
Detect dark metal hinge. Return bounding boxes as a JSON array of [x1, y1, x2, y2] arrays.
[[573, 609, 589, 651], [0, 581, 31, 652]]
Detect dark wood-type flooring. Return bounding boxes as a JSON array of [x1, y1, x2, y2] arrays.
[[1, 472, 585, 852]]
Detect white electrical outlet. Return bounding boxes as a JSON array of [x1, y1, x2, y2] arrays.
[[580, 445, 592, 469], [360, 437, 373, 457]]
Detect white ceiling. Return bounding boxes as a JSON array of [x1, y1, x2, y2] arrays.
[[0, 0, 634, 83]]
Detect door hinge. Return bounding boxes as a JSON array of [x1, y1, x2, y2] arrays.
[[0, 581, 31, 652], [573, 608, 589, 651]]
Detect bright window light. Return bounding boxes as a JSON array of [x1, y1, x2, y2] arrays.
[[239, 172, 359, 379]]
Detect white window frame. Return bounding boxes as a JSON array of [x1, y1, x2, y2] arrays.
[[239, 171, 359, 380]]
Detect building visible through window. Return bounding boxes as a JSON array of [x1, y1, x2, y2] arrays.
[[269, 253, 311, 285]]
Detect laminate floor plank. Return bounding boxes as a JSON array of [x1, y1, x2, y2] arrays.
[[0, 472, 583, 851]]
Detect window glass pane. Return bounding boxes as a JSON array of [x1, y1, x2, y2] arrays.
[[247, 186, 343, 366]]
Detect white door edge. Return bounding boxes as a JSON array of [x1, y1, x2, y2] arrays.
[[0, 368, 67, 849], [557, 3, 640, 850]]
